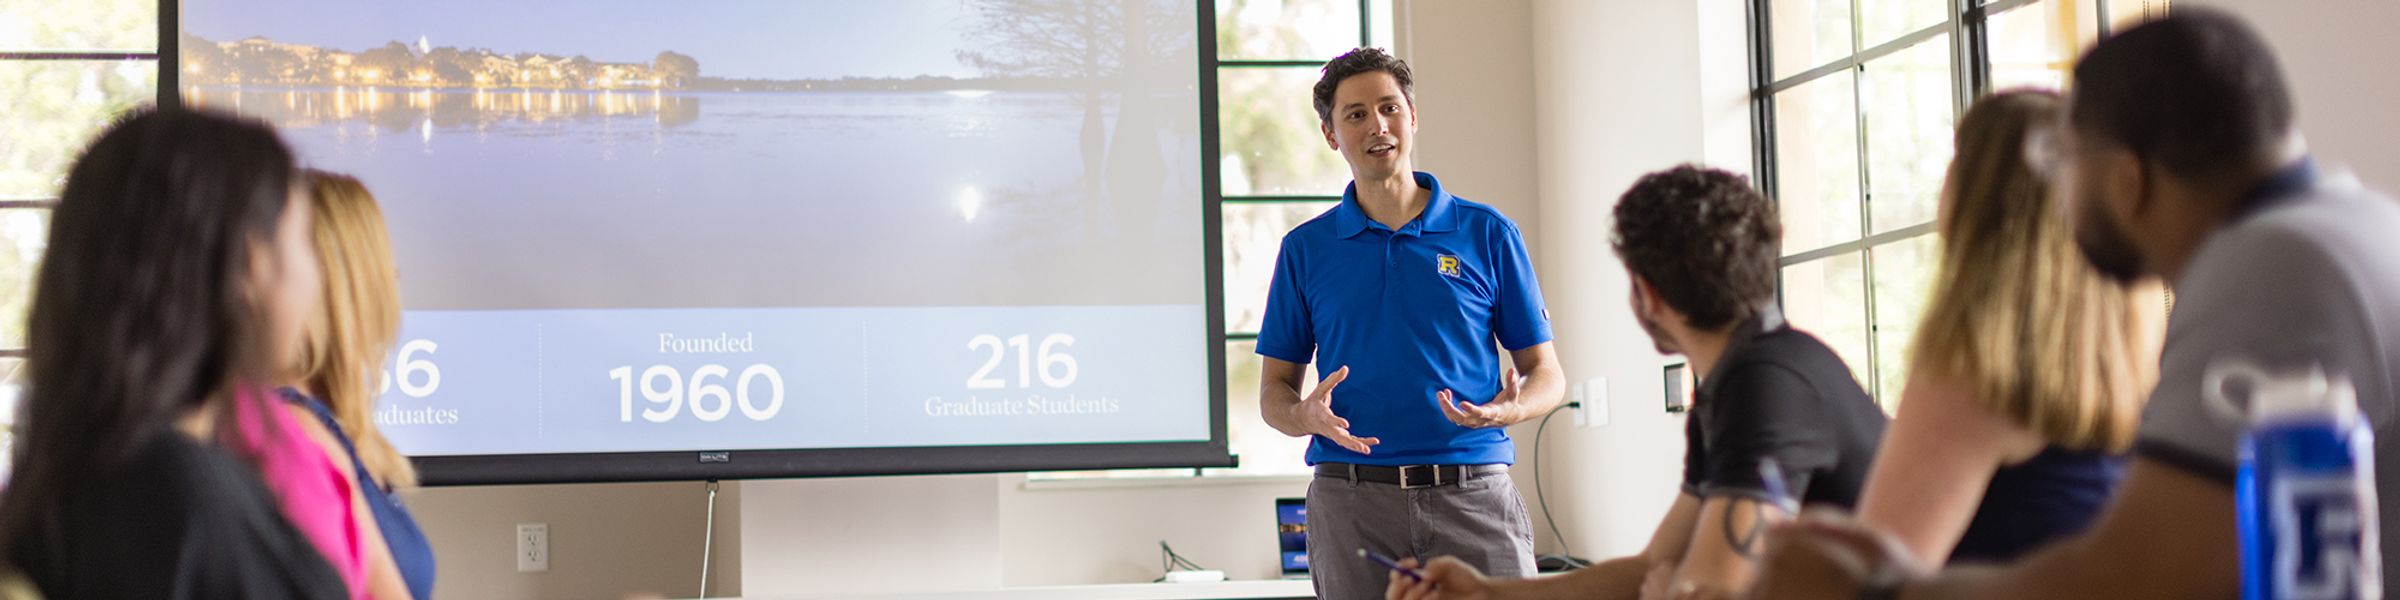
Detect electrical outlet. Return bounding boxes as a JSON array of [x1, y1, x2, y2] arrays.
[[1580, 377, 1608, 428], [1570, 381, 1588, 427], [516, 523, 549, 572]]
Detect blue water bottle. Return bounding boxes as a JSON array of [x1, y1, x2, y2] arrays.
[[2217, 362, 2383, 600]]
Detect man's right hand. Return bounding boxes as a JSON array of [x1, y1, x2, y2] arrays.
[[1388, 556, 1493, 600], [1289, 366, 1378, 454], [1748, 512, 1918, 600]]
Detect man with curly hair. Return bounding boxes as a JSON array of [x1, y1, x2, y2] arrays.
[[1256, 47, 1565, 600], [1387, 165, 1887, 600]]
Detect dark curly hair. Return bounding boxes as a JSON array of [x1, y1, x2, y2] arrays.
[[1313, 47, 1413, 124], [1609, 165, 1781, 329]]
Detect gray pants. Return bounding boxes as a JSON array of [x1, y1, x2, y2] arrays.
[[1306, 468, 1535, 600]]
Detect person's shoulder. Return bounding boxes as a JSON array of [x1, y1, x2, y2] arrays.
[[2226, 183, 2400, 248], [1736, 327, 1843, 372], [1730, 328, 1870, 397], [1278, 204, 1349, 244], [2190, 188, 2400, 305], [1709, 342, 1817, 400], [1445, 196, 1527, 234], [129, 432, 271, 508], [67, 432, 267, 547]]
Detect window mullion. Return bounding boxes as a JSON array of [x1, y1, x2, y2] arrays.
[[1848, 0, 1885, 402]]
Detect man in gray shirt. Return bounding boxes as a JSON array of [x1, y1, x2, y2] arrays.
[[1750, 9, 2400, 598]]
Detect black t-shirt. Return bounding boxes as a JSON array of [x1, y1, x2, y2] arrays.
[[12, 429, 347, 599], [1680, 309, 1887, 509]]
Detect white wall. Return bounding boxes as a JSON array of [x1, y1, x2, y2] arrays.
[[741, 475, 1004, 595], [409, 480, 741, 600], [2180, 0, 2400, 190], [1514, 0, 1759, 561], [1399, 0, 1540, 222]]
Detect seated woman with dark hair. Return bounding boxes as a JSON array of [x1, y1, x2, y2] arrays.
[[0, 108, 346, 599]]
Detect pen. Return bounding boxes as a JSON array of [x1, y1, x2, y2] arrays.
[[1358, 548, 1426, 582]]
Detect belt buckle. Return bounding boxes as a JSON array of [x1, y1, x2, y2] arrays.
[[1398, 465, 1444, 489]]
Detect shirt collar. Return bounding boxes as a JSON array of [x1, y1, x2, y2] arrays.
[[1333, 171, 1458, 239], [2229, 156, 2319, 220]]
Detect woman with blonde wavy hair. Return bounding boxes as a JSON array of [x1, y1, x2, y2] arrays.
[[278, 170, 436, 599], [1852, 89, 2165, 565]]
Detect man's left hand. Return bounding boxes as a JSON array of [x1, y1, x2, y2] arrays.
[[1439, 369, 1524, 429]]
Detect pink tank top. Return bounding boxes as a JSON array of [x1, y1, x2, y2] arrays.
[[230, 384, 369, 599]]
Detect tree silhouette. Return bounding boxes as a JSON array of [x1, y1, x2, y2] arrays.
[[565, 55, 595, 86], [958, 0, 1192, 237], [654, 51, 700, 89], [179, 34, 231, 84], [358, 41, 416, 83]]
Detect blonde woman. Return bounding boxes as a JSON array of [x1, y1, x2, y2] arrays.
[[280, 171, 435, 599], [1853, 89, 2163, 565]]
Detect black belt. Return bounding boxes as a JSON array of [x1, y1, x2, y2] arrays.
[[1315, 463, 1508, 489]]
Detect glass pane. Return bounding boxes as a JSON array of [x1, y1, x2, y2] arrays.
[[1226, 202, 1337, 334], [1861, 35, 1952, 234], [0, 60, 158, 199], [1365, 0, 1395, 50], [0, 210, 48, 349], [0, 0, 158, 52], [1220, 67, 1352, 196], [1869, 234, 1939, 408], [1211, 340, 1314, 476], [1781, 251, 1872, 390], [2107, 0, 2171, 32], [1773, 71, 1862, 256], [1217, 0, 1365, 61], [1859, 0, 1949, 50], [0, 357, 18, 485], [1769, 0, 1855, 81], [1989, 0, 2099, 92]]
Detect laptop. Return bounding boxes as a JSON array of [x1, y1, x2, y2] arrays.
[[1277, 498, 1310, 579]]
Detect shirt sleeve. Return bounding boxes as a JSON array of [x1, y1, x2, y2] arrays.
[[1254, 235, 1316, 364], [2136, 221, 2380, 485], [1681, 411, 1706, 496], [1489, 220, 1554, 351], [1696, 362, 1833, 501]]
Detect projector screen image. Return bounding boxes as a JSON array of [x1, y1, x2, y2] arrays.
[[178, 0, 1221, 482]]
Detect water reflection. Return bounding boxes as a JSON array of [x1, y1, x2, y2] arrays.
[[183, 86, 705, 134]]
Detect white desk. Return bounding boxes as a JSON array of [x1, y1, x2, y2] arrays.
[[719, 579, 1314, 600]]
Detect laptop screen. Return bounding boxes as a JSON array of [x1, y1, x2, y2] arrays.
[[1277, 498, 1308, 575]]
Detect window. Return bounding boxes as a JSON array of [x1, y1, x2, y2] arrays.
[[1210, 0, 1392, 478], [1754, 0, 2164, 409], [0, 0, 166, 477], [1038, 0, 1389, 481]]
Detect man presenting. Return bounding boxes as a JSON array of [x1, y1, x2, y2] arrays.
[[1257, 47, 1565, 600]]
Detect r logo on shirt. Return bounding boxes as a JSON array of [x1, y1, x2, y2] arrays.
[[1437, 254, 1463, 278]]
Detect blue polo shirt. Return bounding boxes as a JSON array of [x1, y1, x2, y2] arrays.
[[1256, 172, 1553, 466]]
